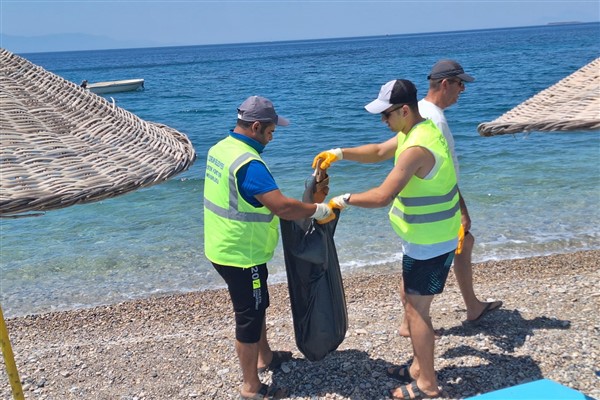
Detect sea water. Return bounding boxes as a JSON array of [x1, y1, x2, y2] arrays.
[[1, 23, 599, 317]]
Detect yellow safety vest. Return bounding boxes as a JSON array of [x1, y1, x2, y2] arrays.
[[388, 119, 460, 245], [204, 136, 279, 268]]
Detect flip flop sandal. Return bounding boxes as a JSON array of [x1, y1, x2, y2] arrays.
[[257, 350, 292, 373], [240, 383, 286, 400], [386, 365, 413, 383], [463, 300, 503, 326], [390, 381, 441, 399]]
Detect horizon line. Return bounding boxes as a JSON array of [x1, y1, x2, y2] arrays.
[[10, 20, 599, 55]]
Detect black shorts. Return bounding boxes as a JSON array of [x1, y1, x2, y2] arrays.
[[402, 251, 455, 296], [212, 262, 270, 343]]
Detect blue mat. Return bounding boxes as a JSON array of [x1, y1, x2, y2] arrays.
[[464, 379, 596, 400]]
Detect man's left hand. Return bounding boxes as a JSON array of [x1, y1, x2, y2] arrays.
[[330, 193, 351, 210]]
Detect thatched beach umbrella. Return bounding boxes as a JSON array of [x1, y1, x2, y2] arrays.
[[478, 57, 600, 136], [1, 49, 196, 217], [0, 48, 196, 399]]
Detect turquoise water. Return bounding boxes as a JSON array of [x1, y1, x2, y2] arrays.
[[1, 23, 599, 317]]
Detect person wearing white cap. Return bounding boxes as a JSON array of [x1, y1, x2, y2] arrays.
[[204, 95, 335, 399], [417, 60, 502, 329], [313, 79, 459, 399]]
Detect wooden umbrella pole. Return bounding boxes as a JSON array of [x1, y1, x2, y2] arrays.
[[0, 304, 24, 400]]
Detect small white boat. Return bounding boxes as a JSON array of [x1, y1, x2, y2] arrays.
[[82, 79, 145, 94]]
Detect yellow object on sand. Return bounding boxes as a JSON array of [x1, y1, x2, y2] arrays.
[[0, 304, 24, 400], [456, 224, 465, 255]]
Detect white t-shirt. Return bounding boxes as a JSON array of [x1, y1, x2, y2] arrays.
[[418, 99, 460, 180]]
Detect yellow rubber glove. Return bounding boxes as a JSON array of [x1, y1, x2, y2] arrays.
[[456, 224, 465, 255], [312, 148, 343, 170], [318, 196, 351, 224], [329, 194, 351, 210], [313, 203, 336, 224]]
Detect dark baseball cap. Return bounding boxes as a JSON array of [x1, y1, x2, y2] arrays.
[[364, 79, 418, 114], [427, 59, 475, 82], [237, 96, 290, 126]]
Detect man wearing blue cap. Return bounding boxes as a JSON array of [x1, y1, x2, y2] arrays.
[[204, 95, 335, 399]]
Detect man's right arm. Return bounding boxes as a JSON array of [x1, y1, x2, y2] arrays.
[[313, 136, 397, 169], [342, 136, 397, 163], [337, 145, 434, 209]]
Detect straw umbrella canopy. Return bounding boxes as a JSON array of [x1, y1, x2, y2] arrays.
[[0, 48, 197, 218], [1, 48, 196, 399], [477, 57, 600, 136]]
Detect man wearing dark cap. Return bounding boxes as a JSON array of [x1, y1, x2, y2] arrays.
[[313, 79, 459, 399], [416, 60, 502, 328], [204, 95, 335, 399]]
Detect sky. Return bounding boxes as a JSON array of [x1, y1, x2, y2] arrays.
[[1, 0, 599, 53]]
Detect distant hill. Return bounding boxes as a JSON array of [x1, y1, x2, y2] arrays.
[[546, 21, 585, 26], [0, 33, 163, 54]]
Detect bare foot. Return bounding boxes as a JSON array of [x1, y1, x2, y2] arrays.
[[399, 320, 410, 337]]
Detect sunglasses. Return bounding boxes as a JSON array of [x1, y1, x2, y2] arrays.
[[381, 105, 404, 119], [447, 79, 465, 88]]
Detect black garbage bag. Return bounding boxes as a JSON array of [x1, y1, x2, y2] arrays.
[[279, 168, 348, 361]]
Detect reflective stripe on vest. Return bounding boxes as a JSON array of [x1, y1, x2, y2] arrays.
[[203, 152, 274, 223], [391, 193, 460, 224], [388, 119, 460, 245], [398, 184, 458, 208]]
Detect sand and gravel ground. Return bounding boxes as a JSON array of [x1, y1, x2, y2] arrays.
[[1, 250, 599, 399]]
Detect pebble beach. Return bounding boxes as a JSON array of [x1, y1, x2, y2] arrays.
[[1, 250, 599, 400]]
